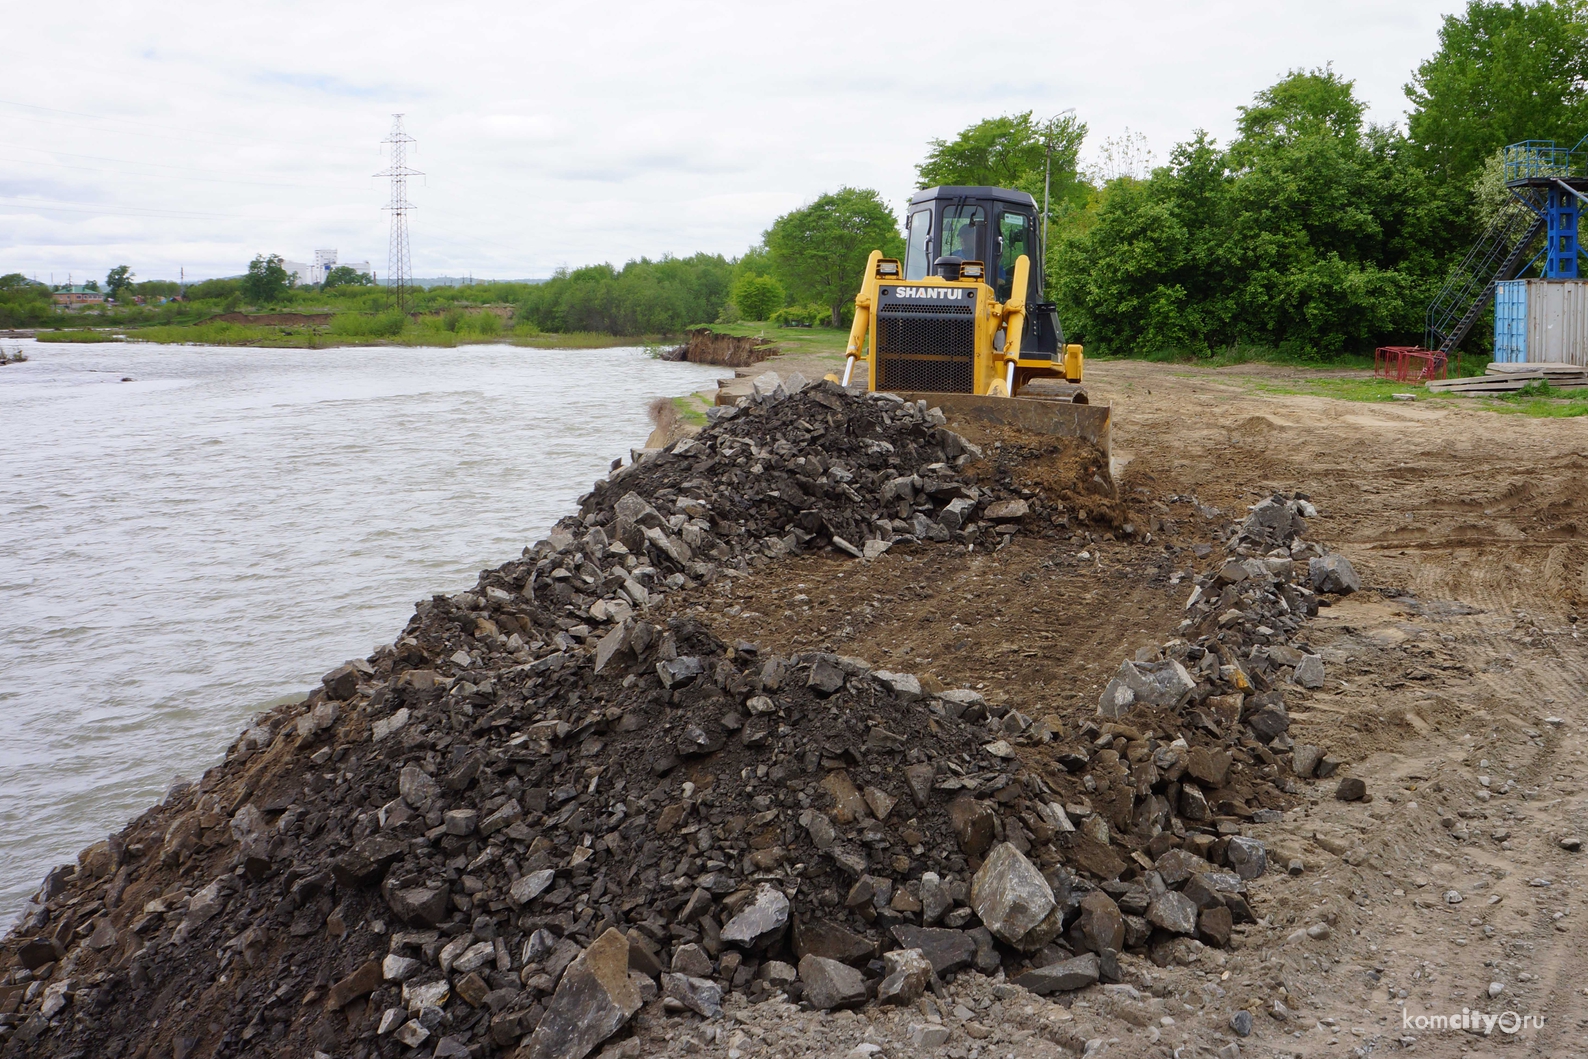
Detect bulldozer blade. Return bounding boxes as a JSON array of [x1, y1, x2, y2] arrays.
[[896, 392, 1111, 458]]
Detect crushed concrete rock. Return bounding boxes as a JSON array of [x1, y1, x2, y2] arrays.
[[0, 384, 1336, 1059]]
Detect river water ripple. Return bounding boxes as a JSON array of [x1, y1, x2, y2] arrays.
[[0, 340, 722, 920]]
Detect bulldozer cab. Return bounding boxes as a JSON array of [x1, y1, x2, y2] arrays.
[[904, 187, 1039, 303]]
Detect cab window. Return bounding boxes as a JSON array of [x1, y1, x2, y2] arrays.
[[995, 211, 1033, 300], [904, 209, 932, 280], [942, 205, 986, 263]]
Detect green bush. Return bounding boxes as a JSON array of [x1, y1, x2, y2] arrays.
[[1051, 69, 1463, 359], [516, 254, 733, 334], [771, 305, 827, 327], [731, 274, 785, 320], [185, 278, 242, 301], [330, 310, 407, 338]]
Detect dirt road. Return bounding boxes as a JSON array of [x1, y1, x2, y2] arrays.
[[670, 360, 1588, 1057]]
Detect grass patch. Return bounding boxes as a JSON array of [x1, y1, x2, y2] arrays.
[[1094, 345, 1379, 372], [35, 329, 126, 343], [1247, 376, 1450, 403], [672, 394, 710, 427], [1489, 380, 1588, 417], [510, 332, 659, 349], [694, 321, 850, 361], [1237, 371, 1588, 417]]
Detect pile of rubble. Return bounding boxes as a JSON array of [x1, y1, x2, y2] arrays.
[[0, 385, 1353, 1059]]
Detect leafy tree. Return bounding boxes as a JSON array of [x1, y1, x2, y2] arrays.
[[1406, 0, 1588, 181], [82, 279, 100, 292], [1053, 72, 1460, 360], [0, 274, 53, 327], [731, 274, 785, 320], [324, 265, 374, 287], [243, 254, 291, 304], [1231, 66, 1365, 163], [131, 279, 181, 298], [733, 245, 775, 281], [515, 253, 733, 334], [105, 265, 134, 300], [917, 111, 1090, 215], [765, 188, 903, 327], [185, 277, 243, 301]]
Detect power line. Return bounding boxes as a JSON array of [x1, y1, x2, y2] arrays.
[[375, 115, 421, 313], [0, 97, 370, 157], [0, 196, 231, 218], [0, 97, 252, 140], [1, 150, 376, 191], [0, 147, 375, 193]]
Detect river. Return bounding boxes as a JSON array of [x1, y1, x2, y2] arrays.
[[0, 339, 723, 920]]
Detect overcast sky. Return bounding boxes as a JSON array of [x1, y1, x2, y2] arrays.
[[4, 0, 1457, 284]]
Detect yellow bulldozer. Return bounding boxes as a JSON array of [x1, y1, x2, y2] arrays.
[[834, 185, 1110, 456]]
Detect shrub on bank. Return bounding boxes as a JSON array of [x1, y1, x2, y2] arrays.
[[329, 310, 407, 338], [771, 304, 829, 327]]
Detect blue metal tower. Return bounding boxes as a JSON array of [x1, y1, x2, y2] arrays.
[[1425, 136, 1588, 354], [1506, 137, 1587, 279]]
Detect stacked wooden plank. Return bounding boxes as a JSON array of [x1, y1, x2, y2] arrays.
[[1427, 361, 1588, 394]]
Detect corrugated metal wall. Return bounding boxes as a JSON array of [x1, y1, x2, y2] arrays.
[[1494, 280, 1528, 362], [1527, 280, 1588, 365], [1490, 279, 1588, 366]]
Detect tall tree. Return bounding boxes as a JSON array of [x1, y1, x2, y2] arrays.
[[243, 254, 291, 304], [765, 188, 903, 327], [323, 265, 374, 287], [916, 111, 1088, 207], [1232, 66, 1365, 162], [1054, 71, 1454, 360], [105, 265, 134, 300], [1405, 0, 1588, 181]]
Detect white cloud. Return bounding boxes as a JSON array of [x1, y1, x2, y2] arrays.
[[2, 0, 1454, 282]]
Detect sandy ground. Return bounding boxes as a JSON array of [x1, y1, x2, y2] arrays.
[[639, 360, 1588, 1058]]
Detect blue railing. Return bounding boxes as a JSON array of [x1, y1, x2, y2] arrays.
[[1504, 136, 1588, 182]]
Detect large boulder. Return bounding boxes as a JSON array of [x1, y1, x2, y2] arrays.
[[721, 883, 789, 950], [793, 918, 878, 966], [661, 972, 722, 1018], [385, 884, 450, 927], [1072, 891, 1124, 954], [877, 948, 934, 1005], [889, 926, 976, 975], [971, 843, 1063, 952], [947, 795, 998, 857], [523, 929, 642, 1059], [798, 955, 867, 1010], [1013, 952, 1101, 995], [333, 834, 407, 888], [1241, 496, 1307, 545], [1225, 836, 1268, 880], [1146, 892, 1198, 935], [1097, 658, 1196, 718], [1308, 554, 1360, 594]]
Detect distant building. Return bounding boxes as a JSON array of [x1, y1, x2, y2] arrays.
[[282, 251, 373, 286], [52, 285, 105, 308]]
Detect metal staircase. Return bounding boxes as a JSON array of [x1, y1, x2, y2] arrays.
[[1424, 192, 1546, 355]]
